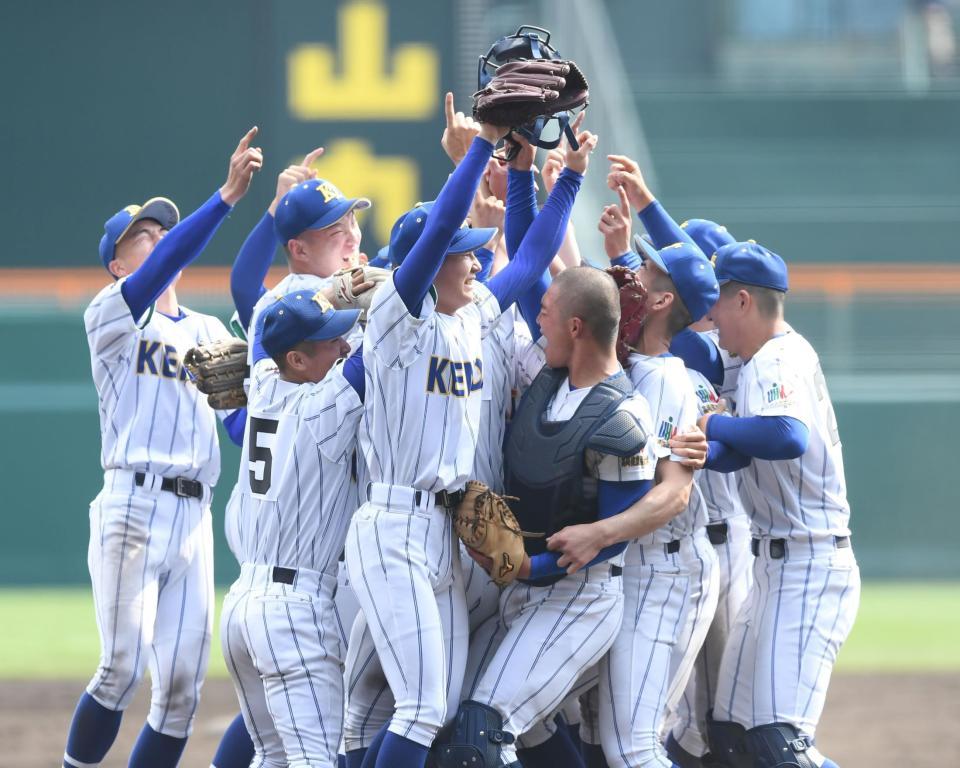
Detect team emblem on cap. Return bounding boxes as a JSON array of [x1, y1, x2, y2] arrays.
[[312, 291, 333, 312]]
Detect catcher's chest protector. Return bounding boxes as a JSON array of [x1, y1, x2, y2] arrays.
[[504, 368, 634, 554]]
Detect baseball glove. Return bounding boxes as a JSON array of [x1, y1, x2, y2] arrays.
[[472, 59, 588, 128], [607, 265, 649, 366], [454, 481, 541, 587], [183, 338, 249, 410], [327, 265, 392, 322]]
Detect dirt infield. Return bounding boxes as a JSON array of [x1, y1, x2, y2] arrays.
[[4, 673, 959, 766]]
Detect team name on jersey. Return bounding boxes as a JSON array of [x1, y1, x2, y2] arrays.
[[136, 340, 189, 381], [620, 453, 650, 468], [426, 356, 483, 397]]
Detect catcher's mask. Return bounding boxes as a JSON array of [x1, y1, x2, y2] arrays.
[[477, 25, 584, 158]]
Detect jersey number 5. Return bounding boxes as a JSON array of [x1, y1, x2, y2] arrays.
[[249, 416, 279, 495]]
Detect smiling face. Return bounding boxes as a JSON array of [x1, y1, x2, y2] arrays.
[[287, 210, 362, 277], [109, 218, 167, 279], [434, 250, 481, 314]]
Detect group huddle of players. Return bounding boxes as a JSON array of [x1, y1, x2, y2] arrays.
[[62, 27, 860, 768]]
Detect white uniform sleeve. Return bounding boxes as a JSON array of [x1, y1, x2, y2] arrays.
[[744, 350, 812, 428], [586, 395, 658, 481], [513, 333, 547, 394], [363, 271, 437, 369], [473, 282, 504, 339], [248, 357, 280, 408], [83, 279, 151, 360], [300, 364, 363, 462]]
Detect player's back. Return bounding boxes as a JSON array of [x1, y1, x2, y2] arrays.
[[84, 280, 229, 486], [734, 331, 850, 541], [231, 358, 363, 573], [627, 353, 709, 545]]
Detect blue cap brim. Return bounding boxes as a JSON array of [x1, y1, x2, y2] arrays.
[[303, 198, 371, 233], [447, 226, 497, 255], [303, 308, 361, 342], [633, 234, 668, 273]]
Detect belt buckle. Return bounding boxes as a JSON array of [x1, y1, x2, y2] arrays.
[[175, 477, 197, 498]]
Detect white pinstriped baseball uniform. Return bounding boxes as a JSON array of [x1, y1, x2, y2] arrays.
[[83, 278, 233, 738], [221, 355, 363, 767], [712, 331, 860, 738]]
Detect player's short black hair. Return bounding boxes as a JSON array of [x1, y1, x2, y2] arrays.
[[553, 266, 620, 347], [720, 280, 785, 318], [649, 269, 693, 336], [271, 339, 315, 372]]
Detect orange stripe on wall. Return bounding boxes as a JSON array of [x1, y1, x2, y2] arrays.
[[1, 264, 960, 306]]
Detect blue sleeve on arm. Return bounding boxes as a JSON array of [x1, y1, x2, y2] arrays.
[[231, 213, 277, 328], [487, 168, 583, 311], [475, 247, 494, 284], [222, 408, 247, 447], [517, 272, 550, 342], [393, 137, 494, 316], [342, 345, 365, 401], [121, 190, 232, 319], [251, 314, 269, 364], [705, 440, 752, 472], [528, 478, 653, 580], [637, 200, 696, 250], [706, 414, 809, 460], [504, 168, 538, 258], [670, 329, 724, 389], [611, 251, 642, 271]]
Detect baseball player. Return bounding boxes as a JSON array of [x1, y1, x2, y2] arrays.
[[342, 123, 592, 768], [444, 265, 657, 768], [697, 242, 860, 768], [62, 128, 261, 768], [219, 290, 367, 768]]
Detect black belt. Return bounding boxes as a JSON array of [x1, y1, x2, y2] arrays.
[[414, 488, 466, 509], [135, 471, 203, 499], [666, 539, 681, 554], [751, 536, 850, 559], [521, 563, 623, 588], [707, 522, 729, 546], [272, 566, 297, 585]]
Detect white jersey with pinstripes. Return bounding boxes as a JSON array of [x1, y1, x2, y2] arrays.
[[359, 273, 500, 492], [733, 331, 850, 540], [84, 278, 232, 486], [626, 353, 708, 544], [230, 357, 362, 573], [704, 328, 743, 405], [687, 367, 745, 524]]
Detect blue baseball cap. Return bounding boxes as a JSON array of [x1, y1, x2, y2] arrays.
[[98, 197, 180, 271], [367, 247, 391, 268], [274, 178, 371, 243], [388, 201, 497, 268], [260, 290, 360, 358], [714, 241, 788, 292], [679, 218, 735, 261], [633, 236, 720, 321]]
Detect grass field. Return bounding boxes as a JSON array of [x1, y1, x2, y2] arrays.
[[1, 581, 958, 679]]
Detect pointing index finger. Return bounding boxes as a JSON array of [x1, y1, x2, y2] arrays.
[[303, 146, 325, 166], [444, 91, 455, 124], [617, 185, 630, 214], [237, 126, 259, 153]]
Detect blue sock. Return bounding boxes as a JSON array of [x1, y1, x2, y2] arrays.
[[346, 747, 368, 768], [360, 723, 389, 768], [581, 741, 609, 768], [63, 692, 123, 767], [518, 726, 587, 768], [211, 713, 254, 768], [374, 732, 428, 768], [128, 724, 188, 768]]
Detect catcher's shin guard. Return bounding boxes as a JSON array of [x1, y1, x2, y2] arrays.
[[431, 700, 514, 768], [743, 723, 821, 768], [705, 711, 751, 768]]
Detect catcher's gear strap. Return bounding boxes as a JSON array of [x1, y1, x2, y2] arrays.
[[743, 723, 818, 768], [705, 712, 752, 768], [433, 700, 515, 768], [503, 368, 634, 554]]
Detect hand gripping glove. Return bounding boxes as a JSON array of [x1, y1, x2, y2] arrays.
[[472, 59, 588, 129], [327, 265, 392, 323]]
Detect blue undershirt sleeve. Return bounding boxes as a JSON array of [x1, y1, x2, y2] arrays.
[[611, 251, 643, 271], [486, 168, 583, 311], [637, 200, 696, 250], [222, 408, 247, 447], [342, 345, 365, 400], [121, 190, 232, 320], [528, 478, 653, 579], [706, 414, 810, 460], [393, 137, 494, 316], [705, 440, 752, 472], [517, 273, 550, 342], [475, 247, 494, 284], [230, 212, 276, 328], [671, 329, 724, 389], [504, 169, 538, 258]]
